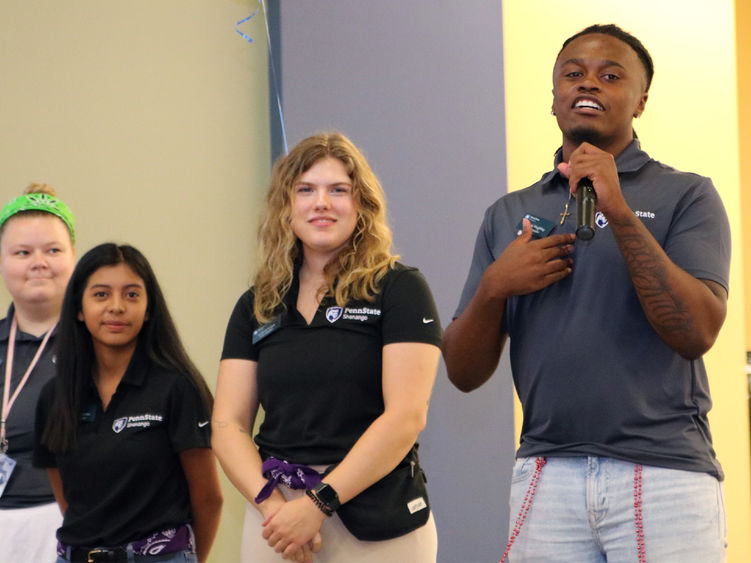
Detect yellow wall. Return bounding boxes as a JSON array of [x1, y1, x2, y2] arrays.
[[0, 2, 269, 562], [502, 1, 750, 560], [738, 0, 751, 353]]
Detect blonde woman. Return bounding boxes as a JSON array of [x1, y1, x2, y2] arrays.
[[213, 133, 441, 563], [0, 184, 76, 561]]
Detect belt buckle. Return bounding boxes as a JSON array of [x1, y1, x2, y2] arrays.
[[87, 548, 113, 563]]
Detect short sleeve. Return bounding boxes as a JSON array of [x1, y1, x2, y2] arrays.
[[381, 266, 442, 347], [663, 177, 731, 291], [221, 290, 258, 361], [167, 376, 212, 453], [32, 380, 57, 468], [454, 207, 497, 319]]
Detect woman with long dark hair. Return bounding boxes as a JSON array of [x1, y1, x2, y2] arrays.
[[34, 243, 222, 563], [213, 133, 441, 562], [0, 183, 75, 562]]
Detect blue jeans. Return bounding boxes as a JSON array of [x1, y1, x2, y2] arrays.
[[506, 456, 727, 562], [56, 548, 197, 563]]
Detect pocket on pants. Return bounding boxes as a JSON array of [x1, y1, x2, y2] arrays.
[[510, 457, 535, 484]]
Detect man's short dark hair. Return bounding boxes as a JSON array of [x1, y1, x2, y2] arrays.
[[558, 24, 654, 92]]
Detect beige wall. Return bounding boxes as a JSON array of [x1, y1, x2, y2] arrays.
[[0, 2, 269, 561]]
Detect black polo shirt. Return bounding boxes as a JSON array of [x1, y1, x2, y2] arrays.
[[33, 348, 211, 546], [221, 263, 442, 465], [0, 304, 57, 508]]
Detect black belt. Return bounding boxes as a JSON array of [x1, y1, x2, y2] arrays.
[[68, 547, 128, 563]]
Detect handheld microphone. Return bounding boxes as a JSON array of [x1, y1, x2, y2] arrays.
[[576, 178, 597, 240]]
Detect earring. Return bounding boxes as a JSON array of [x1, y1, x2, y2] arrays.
[[551, 110, 556, 116]]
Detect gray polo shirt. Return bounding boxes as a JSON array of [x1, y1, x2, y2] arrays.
[[455, 140, 730, 478]]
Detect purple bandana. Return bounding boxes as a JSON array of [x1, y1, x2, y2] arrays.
[[131, 525, 194, 556], [254, 457, 322, 503], [56, 524, 194, 557]]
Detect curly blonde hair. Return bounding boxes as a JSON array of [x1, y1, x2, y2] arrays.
[[253, 133, 398, 323]]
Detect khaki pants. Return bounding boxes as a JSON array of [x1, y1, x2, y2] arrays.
[[241, 486, 437, 563]]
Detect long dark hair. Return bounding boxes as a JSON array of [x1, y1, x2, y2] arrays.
[[42, 243, 213, 452]]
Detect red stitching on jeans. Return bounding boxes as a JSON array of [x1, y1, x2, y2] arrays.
[[634, 463, 646, 562], [499, 457, 546, 563]]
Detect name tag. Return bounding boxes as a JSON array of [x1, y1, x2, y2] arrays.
[[515, 213, 555, 239], [0, 454, 17, 498], [81, 403, 98, 422], [252, 315, 282, 344]]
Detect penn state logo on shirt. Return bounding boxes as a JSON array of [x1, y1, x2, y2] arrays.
[[112, 413, 163, 433], [595, 211, 608, 229], [326, 306, 343, 323], [635, 210, 656, 220], [112, 417, 128, 433], [342, 306, 381, 322]]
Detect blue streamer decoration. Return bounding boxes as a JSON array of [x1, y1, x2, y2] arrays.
[[236, 1, 289, 154], [234, 8, 259, 42]]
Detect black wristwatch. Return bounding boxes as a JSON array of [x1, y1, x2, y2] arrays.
[[312, 482, 341, 512]]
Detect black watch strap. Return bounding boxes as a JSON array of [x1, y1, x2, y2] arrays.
[[311, 482, 341, 513], [306, 489, 334, 517]]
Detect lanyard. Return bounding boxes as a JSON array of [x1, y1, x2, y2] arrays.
[[1, 315, 55, 454]]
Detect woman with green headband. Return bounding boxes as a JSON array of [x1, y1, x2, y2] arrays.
[[0, 183, 76, 562]]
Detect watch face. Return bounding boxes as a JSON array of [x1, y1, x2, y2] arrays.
[[315, 482, 340, 507]]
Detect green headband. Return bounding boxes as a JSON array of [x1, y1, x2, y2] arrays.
[[0, 193, 76, 243]]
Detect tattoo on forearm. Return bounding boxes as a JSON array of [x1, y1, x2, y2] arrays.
[[615, 225, 693, 334]]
